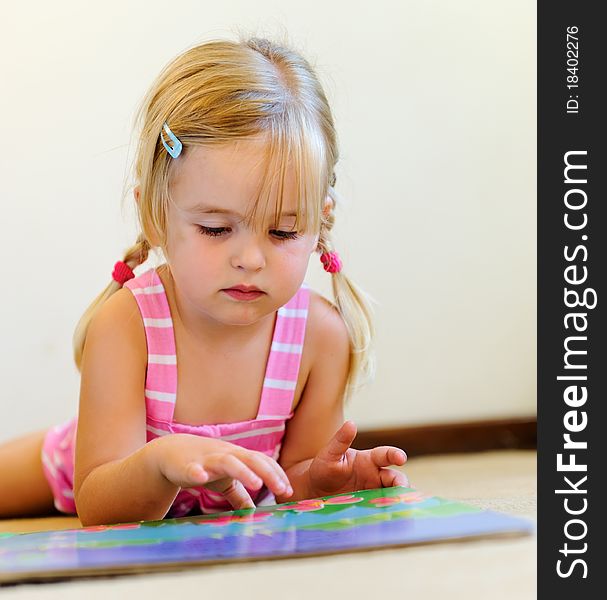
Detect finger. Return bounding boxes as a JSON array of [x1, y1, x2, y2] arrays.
[[320, 420, 357, 461], [205, 454, 264, 491], [370, 446, 407, 468], [208, 478, 255, 510], [209, 453, 290, 498], [256, 453, 293, 496], [379, 467, 410, 488], [183, 462, 209, 486], [238, 451, 293, 497]]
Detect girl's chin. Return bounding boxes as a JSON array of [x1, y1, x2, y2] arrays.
[[216, 305, 275, 327]]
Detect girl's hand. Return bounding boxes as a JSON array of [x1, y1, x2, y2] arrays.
[[152, 433, 293, 510], [307, 421, 409, 497]]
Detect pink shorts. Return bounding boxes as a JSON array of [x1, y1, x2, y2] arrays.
[[41, 418, 78, 514]]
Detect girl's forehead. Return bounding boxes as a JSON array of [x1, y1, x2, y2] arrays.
[[169, 140, 299, 217]]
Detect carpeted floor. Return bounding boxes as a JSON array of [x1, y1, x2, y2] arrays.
[[0, 449, 536, 599]]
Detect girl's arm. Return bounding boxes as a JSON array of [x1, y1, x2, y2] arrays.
[[74, 439, 180, 525], [76, 432, 292, 525], [73, 287, 167, 525]]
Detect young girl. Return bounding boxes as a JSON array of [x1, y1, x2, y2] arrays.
[[0, 37, 408, 526]]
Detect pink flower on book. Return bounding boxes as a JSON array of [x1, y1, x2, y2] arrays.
[[276, 499, 325, 512], [369, 491, 427, 507], [369, 496, 401, 507], [324, 495, 364, 505], [398, 491, 427, 503]]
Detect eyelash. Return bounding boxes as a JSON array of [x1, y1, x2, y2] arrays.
[[196, 225, 299, 241]]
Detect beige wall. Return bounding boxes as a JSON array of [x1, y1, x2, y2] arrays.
[[0, 0, 535, 440]]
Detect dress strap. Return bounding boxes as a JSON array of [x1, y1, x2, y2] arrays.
[[256, 284, 310, 420], [124, 269, 177, 423]]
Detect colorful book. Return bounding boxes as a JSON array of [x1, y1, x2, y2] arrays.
[[0, 486, 534, 585]]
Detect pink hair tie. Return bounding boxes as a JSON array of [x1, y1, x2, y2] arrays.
[[112, 261, 135, 285], [320, 251, 342, 274]]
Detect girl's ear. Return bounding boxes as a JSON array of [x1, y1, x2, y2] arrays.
[[133, 185, 161, 248], [311, 195, 332, 253], [322, 195, 331, 218]]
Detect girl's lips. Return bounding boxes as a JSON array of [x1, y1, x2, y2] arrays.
[[222, 288, 265, 301]]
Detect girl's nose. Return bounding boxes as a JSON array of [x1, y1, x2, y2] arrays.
[[231, 235, 266, 272]]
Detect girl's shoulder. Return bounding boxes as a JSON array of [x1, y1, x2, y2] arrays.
[[303, 289, 350, 365], [306, 288, 345, 327], [84, 287, 147, 369]]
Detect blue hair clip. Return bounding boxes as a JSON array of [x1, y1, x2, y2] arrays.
[[161, 122, 183, 159]]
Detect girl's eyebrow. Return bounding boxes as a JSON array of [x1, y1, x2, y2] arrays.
[[187, 203, 297, 218]]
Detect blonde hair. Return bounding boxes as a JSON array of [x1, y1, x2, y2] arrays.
[[73, 36, 375, 398]]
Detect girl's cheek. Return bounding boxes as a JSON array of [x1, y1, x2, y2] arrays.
[[282, 250, 312, 274]]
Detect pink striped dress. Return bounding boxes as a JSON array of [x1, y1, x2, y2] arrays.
[[41, 267, 310, 517]]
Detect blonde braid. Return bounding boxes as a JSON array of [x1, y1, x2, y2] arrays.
[[122, 234, 151, 271], [72, 235, 151, 372], [318, 178, 376, 400]]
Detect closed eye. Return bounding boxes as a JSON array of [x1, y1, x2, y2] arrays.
[[197, 225, 299, 241], [271, 230, 299, 241], [197, 225, 230, 237]]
